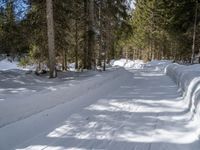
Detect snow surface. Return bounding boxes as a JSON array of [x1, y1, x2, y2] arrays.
[[111, 59, 145, 69], [0, 58, 35, 71], [144, 60, 172, 72], [0, 60, 200, 150], [0, 59, 23, 70], [166, 63, 200, 136], [0, 58, 77, 72], [68, 63, 76, 71], [110, 59, 171, 71]]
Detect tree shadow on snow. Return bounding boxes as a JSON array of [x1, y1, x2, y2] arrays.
[[16, 70, 200, 150]]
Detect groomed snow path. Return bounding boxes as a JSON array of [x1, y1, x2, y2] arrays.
[[2, 69, 200, 150]]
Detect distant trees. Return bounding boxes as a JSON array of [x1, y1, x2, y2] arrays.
[[0, 7, 4, 53], [121, 0, 200, 63], [0, 0, 29, 56], [1, 0, 18, 55], [2, 0, 200, 72], [0, 0, 130, 77]]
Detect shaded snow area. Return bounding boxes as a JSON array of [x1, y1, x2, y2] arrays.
[[0, 60, 200, 150], [0, 59, 25, 71], [166, 64, 200, 137], [144, 60, 172, 72], [0, 58, 36, 71], [0, 58, 78, 72]]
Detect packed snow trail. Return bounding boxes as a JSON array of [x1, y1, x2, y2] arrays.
[[1, 69, 200, 150]]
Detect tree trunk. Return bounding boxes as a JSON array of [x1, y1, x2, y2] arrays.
[[83, 0, 88, 69], [191, 0, 198, 64], [46, 0, 56, 78], [75, 2, 78, 70], [97, 0, 102, 67], [62, 50, 67, 71], [75, 19, 78, 69], [87, 0, 95, 69]]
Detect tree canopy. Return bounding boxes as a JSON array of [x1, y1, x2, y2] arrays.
[[0, 0, 199, 77]]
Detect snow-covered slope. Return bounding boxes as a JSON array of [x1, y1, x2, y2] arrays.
[[166, 63, 200, 137]]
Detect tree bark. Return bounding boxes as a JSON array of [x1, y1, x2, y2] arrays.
[[75, 2, 78, 70], [191, 0, 198, 64], [83, 0, 88, 69], [87, 0, 95, 69], [97, 0, 102, 67], [75, 19, 78, 69], [46, 0, 57, 78]]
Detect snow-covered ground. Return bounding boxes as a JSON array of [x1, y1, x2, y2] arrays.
[[0, 59, 200, 150], [110, 59, 145, 69], [0, 58, 31, 71]]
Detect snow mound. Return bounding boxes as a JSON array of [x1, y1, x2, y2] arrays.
[[144, 60, 172, 72], [0, 59, 35, 71], [111, 59, 127, 67], [111, 59, 171, 71], [166, 63, 200, 136], [0, 59, 21, 71], [111, 59, 144, 69], [67, 63, 76, 71]]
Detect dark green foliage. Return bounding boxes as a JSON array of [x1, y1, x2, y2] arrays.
[[0, 0, 130, 73], [120, 0, 200, 62]]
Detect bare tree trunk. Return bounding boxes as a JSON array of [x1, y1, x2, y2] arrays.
[[62, 51, 65, 71], [83, 0, 88, 69], [125, 48, 128, 61], [75, 20, 78, 69], [87, 0, 95, 69], [191, 0, 198, 64], [62, 50, 67, 71], [46, 0, 56, 78], [75, 2, 78, 70], [97, 0, 102, 67]]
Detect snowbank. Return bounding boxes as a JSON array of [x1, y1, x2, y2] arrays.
[[144, 60, 172, 72], [0, 59, 35, 71], [67, 62, 76, 71], [111, 59, 144, 69], [166, 63, 200, 135], [0, 59, 21, 70], [110, 59, 172, 71]]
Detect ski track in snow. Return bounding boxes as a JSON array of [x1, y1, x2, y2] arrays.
[[0, 69, 200, 150]]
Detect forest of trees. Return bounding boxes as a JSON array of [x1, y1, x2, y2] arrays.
[[0, 0, 130, 77], [0, 0, 200, 77], [121, 0, 200, 63]]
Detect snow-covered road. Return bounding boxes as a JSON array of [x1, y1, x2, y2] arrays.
[[1, 69, 200, 150]]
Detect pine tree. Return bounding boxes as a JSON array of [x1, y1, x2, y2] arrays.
[[3, 0, 17, 56], [0, 7, 4, 53]]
